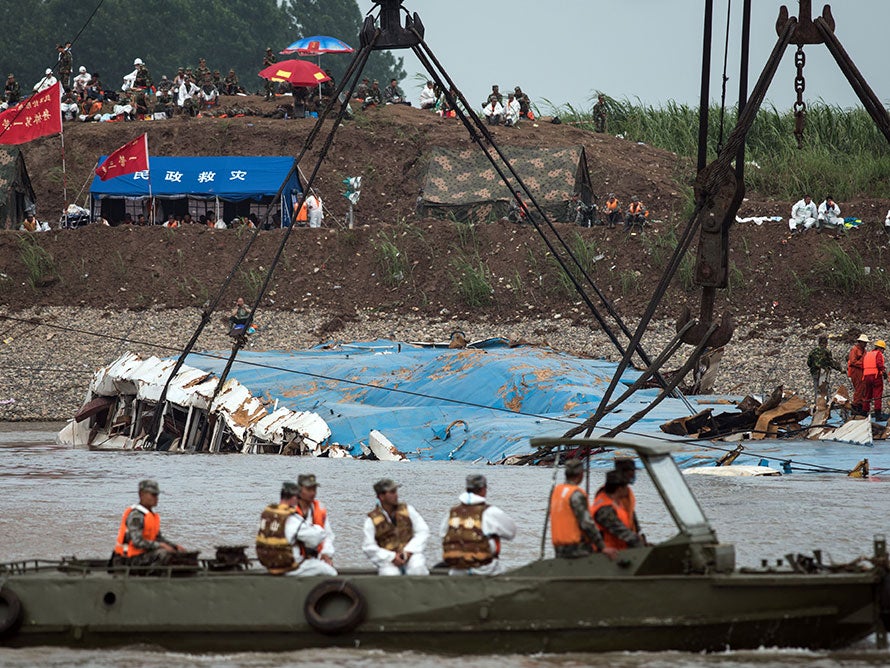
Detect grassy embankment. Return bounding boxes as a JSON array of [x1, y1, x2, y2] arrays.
[[542, 97, 890, 202]]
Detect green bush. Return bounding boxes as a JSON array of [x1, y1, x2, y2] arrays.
[[18, 235, 57, 290], [372, 232, 410, 286]]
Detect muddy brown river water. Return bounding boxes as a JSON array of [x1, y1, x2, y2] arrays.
[[1, 423, 889, 667]]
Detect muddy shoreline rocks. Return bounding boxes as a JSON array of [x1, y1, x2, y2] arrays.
[[0, 306, 871, 423]]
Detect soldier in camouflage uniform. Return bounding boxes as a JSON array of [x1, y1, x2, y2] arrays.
[[4, 73, 21, 107], [223, 69, 241, 95], [57, 43, 72, 90], [111, 480, 186, 570], [807, 335, 842, 411], [263, 48, 276, 100], [134, 62, 152, 90], [592, 93, 607, 133], [212, 70, 221, 87], [194, 58, 210, 85], [550, 459, 616, 559]]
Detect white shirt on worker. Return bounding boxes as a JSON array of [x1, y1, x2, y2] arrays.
[[419, 84, 436, 108], [362, 503, 430, 570], [72, 72, 91, 93], [283, 504, 337, 576], [504, 98, 521, 125], [177, 81, 200, 107], [482, 101, 503, 118], [439, 491, 517, 575], [34, 73, 58, 92]]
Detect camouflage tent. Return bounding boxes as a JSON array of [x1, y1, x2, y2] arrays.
[[0, 147, 36, 229], [420, 145, 592, 223]]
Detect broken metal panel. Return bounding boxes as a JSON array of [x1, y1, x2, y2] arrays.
[[210, 379, 268, 441], [251, 408, 331, 452]]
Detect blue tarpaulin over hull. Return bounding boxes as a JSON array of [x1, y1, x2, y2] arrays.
[[186, 339, 720, 462], [90, 156, 302, 222]]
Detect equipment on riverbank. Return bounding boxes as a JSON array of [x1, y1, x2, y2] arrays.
[[2, 435, 888, 653]]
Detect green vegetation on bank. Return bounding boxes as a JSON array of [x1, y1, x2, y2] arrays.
[[544, 97, 890, 201]]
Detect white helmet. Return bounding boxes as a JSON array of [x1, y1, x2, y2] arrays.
[[134, 58, 143, 66], [45, 68, 52, 75], [79, 66, 86, 73]]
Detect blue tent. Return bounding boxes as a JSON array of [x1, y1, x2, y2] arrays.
[[90, 156, 302, 226]]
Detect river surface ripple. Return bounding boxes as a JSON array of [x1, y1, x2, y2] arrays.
[[1, 425, 888, 667]]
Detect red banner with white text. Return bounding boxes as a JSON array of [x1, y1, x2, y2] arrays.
[[0, 83, 62, 145]]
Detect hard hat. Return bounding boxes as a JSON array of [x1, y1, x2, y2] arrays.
[[134, 58, 143, 66], [78, 66, 86, 73], [45, 68, 52, 75], [857, 334, 869, 343], [876, 340, 886, 349]]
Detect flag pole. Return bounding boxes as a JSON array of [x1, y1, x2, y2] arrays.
[[60, 121, 68, 207], [145, 133, 153, 225]]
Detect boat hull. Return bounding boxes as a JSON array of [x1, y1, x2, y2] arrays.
[[0, 563, 880, 653]]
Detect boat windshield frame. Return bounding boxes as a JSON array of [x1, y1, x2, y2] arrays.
[[530, 435, 718, 543]]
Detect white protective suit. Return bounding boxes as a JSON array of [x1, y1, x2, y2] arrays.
[[818, 199, 843, 229], [789, 198, 818, 231]]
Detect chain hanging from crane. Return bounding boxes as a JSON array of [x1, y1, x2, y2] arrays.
[[793, 45, 807, 148]]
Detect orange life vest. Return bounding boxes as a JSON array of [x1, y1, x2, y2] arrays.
[[550, 483, 587, 546], [863, 349, 885, 378], [294, 499, 327, 557], [605, 198, 619, 212], [629, 202, 646, 216], [295, 202, 308, 222], [590, 491, 634, 550], [113, 504, 160, 558]]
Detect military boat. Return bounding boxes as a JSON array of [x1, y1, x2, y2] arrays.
[[2, 436, 888, 654]]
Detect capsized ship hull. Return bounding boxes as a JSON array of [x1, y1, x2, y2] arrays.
[[0, 553, 882, 653]]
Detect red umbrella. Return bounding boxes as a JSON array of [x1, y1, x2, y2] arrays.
[[258, 60, 331, 87]]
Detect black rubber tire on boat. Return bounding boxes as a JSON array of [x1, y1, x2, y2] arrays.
[[0, 587, 23, 636], [303, 579, 366, 635]]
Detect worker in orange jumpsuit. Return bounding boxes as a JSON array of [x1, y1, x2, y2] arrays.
[[861, 340, 888, 420], [847, 334, 868, 415]]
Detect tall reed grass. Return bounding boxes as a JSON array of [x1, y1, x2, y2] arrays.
[[543, 96, 890, 200]]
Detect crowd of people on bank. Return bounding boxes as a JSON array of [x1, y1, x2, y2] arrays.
[[113, 458, 642, 576]]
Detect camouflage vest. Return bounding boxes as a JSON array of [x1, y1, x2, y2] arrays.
[[442, 503, 493, 568], [368, 503, 414, 552], [255, 503, 297, 574]]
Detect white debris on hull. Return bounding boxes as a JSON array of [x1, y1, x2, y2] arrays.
[[684, 465, 781, 477], [367, 429, 409, 461], [818, 418, 873, 446], [57, 351, 334, 456]]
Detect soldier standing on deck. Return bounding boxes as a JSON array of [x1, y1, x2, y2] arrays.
[[263, 48, 276, 100], [550, 459, 617, 559]]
